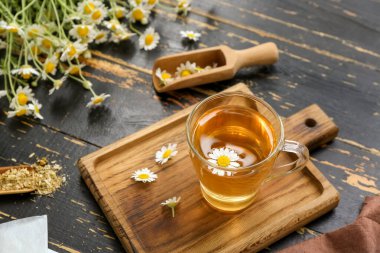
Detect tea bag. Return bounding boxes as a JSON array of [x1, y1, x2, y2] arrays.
[[0, 215, 57, 253]]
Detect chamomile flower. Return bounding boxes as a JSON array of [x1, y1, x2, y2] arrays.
[[155, 68, 173, 86], [11, 65, 40, 80], [77, 0, 103, 15], [139, 27, 160, 51], [94, 30, 109, 44], [161, 196, 181, 217], [25, 24, 45, 40], [37, 37, 55, 52], [113, 6, 128, 19], [103, 19, 122, 31], [69, 24, 96, 42], [49, 76, 67, 95], [110, 28, 136, 43], [180, 30, 201, 41], [0, 21, 7, 35], [129, 0, 144, 7], [7, 105, 32, 118], [146, 0, 159, 9], [155, 143, 178, 164], [28, 41, 41, 59], [129, 6, 150, 24], [28, 99, 43, 119], [175, 61, 196, 78], [131, 168, 157, 183], [88, 6, 107, 24], [86, 93, 111, 108], [208, 147, 240, 169], [42, 55, 58, 79], [5, 23, 24, 37], [65, 64, 85, 76], [10, 86, 34, 108], [60, 41, 87, 62], [176, 0, 192, 16]]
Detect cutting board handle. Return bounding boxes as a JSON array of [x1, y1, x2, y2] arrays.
[[283, 104, 339, 151], [235, 42, 279, 69]]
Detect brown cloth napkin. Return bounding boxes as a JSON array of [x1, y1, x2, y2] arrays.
[[279, 196, 380, 253]]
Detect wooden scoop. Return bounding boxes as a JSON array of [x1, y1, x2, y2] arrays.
[[0, 165, 35, 195], [152, 42, 279, 93]]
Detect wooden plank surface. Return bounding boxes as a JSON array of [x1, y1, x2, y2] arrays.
[[0, 0, 379, 252], [78, 84, 340, 252]]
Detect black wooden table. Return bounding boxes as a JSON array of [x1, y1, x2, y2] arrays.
[[1, 0, 379, 252]]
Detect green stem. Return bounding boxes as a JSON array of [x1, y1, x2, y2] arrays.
[[14, 0, 38, 21], [129, 23, 142, 35]]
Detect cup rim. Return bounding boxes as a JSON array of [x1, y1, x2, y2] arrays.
[[186, 91, 285, 173]]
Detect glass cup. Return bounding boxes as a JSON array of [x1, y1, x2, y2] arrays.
[[186, 92, 309, 212]]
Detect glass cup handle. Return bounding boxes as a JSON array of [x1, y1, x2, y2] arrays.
[[265, 140, 309, 182]]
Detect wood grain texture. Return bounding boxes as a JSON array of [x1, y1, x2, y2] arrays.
[[78, 84, 339, 252]]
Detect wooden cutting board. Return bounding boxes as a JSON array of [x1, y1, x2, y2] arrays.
[[78, 83, 340, 252]]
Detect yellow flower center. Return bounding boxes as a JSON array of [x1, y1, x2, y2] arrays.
[[41, 39, 52, 49], [34, 105, 40, 114], [217, 155, 230, 167], [68, 45, 77, 57], [95, 33, 105, 40], [195, 67, 203, 72], [188, 33, 195, 39], [145, 34, 154, 46], [84, 2, 95, 14], [16, 109, 27, 117], [180, 69, 192, 77], [93, 97, 104, 104], [17, 93, 28, 105], [28, 28, 39, 38], [148, 0, 156, 5], [132, 9, 144, 21], [91, 9, 102, 20], [178, 1, 186, 8], [44, 62, 56, 74], [136, 0, 142, 5], [9, 27, 18, 33], [163, 149, 172, 159], [161, 72, 171, 80], [115, 9, 124, 19], [137, 173, 150, 180], [77, 26, 89, 37], [69, 66, 80, 75], [21, 72, 32, 80], [31, 45, 41, 55]]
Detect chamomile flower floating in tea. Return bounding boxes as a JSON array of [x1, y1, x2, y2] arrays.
[[139, 27, 160, 51], [155, 68, 174, 86], [156, 143, 178, 165], [180, 30, 201, 41], [161, 196, 181, 217], [86, 93, 111, 108], [131, 168, 158, 183], [208, 147, 240, 169]]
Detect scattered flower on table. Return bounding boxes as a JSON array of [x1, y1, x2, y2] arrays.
[[113, 6, 128, 19], [60, 41, 88, 62], [146, 0, 159, 9], [28, 100, 43, 120], [66, 64, 85, 76], [129, 6, 151, 24], [207, 147, 240, 176], [11, 86, 34, 107], [139, 27, 160, 51], [155, 68, 174, 86], [180, 30, 201, 41], [69, 24, 97, 43], [11, 65, 40, 80], [176, 0, 192, 16], [94, 30, 109, 44], [156, 143, 178, 164], [131, 168, 158, 183], [49, 76, 68, 95], [161, 196, 181, 217], [42, 56, 59, 80], [7, 105, 31, 118], [86, 93, 111, 108]]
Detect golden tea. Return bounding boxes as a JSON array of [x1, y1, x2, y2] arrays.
[[187, 92, 309, 212], [190, 105, 277, 211]]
